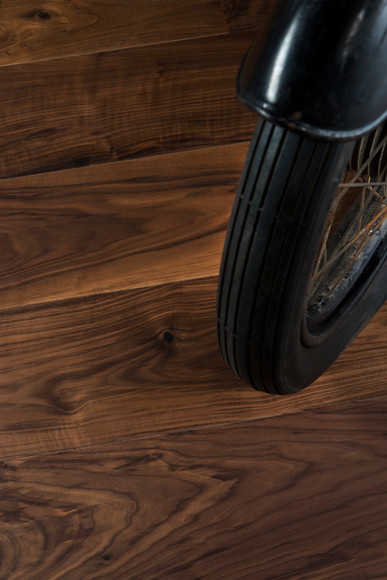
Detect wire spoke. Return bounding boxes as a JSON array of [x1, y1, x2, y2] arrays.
[[309, 123, 387, 308]]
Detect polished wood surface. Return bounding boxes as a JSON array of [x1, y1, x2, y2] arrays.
[[2, 397, 387, 580], [0, 0, 386, 578], [0, 0, 228, 65], [0, 278, 385, 460], [0, 0, 275, 66], [224, 0, 275, 32], [0, 33, 255, 179], [0, 143, 248, 307]]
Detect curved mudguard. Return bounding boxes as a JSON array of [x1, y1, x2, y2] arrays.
[[238, 0, 387, 140]]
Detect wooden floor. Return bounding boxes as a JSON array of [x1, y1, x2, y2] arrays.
[[1, 1, 386, 579]]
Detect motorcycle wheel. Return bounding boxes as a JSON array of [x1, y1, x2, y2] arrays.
[[217, 118, 387, 394]]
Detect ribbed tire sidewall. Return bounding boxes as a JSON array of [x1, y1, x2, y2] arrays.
[[217, 119, 385, 394]]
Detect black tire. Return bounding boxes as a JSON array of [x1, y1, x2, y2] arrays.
[[217, 119, 387, 395]]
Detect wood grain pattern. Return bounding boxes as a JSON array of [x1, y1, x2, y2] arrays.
[[0, 0, 275, 67], [0, 0, 229, 66], [0, 142, 249, 309], [0, 32, 256, 179], [0, 277, 385, 460], [2, 397, 387, 580], [223, 0, 276, 32], [1, 2, 385, 577]]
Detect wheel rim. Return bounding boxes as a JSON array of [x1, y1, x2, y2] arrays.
[[306, 123, 387, 331]]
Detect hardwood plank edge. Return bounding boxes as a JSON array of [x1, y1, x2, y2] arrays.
[[0, 139, 252, 184], [6, 393, 387, 462], [0, 275, 220, 315], [0, 30, 235, 70]]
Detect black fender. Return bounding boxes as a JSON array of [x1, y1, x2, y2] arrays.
[[238, 0, 387, 140]]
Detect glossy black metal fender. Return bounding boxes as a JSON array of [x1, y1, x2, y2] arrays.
[[238, 0, 387, 140]]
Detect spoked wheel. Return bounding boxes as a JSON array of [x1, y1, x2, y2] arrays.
[[217, 119, 387, 394]]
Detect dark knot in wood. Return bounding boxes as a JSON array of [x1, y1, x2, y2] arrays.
[[163, 331, 175, 344], [37, 10, 52, 21]]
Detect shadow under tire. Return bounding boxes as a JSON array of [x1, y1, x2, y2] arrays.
[[217, 119, 387, 395]]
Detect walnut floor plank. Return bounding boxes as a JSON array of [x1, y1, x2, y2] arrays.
[[0, 277, 385, 460], [0, 142, 249, 309], [2, 397, 387, 579], [0, 32, 256, 179], [0, 0, 229, 67], [223, 0, 276, 32], [0, 0, 275, 67]]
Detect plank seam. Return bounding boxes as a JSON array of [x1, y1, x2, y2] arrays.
[[5, 393, 387, 462], [0, 30, 246, 70]]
